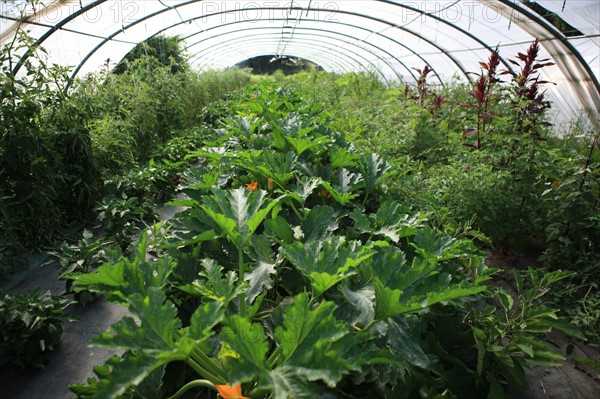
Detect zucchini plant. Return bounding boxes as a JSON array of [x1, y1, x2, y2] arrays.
[[69, 84, 575, 399]]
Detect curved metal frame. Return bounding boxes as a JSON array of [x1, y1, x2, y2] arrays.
[[198, 37, 360, 74], [194, 37, 384, 79], [110, 5, 476, 82], [174, 18, 438, 82], [198, 40, 360, 75], [58, 3, 476, 83], [186, 28, 407, 82], [4, 0, 598, 117], [495, 0, 599, 94]]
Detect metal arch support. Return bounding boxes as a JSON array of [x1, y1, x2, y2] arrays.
[[374, 0, 516, 77], [172, 18, 452, 84], [192, 36, 389, 82], [492, 0, 600, 122], [191, 36, 380, 78], [185, 26, 410, 82], [196, 38, 356, 73], [495, 0, 600, 95], [193, 36, 390, 82], [198, 42, 354, 73], [203, 43, 358, 74], [68, 3, 470, 85], [18, 1, 568, 86], [11, 0, 107, 75], [158, 4, 473, 84], [175, 19, 421, 82], [125, 5, 456, 84]]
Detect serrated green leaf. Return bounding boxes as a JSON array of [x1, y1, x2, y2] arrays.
[[72, 260, 126, 295], [264, 365, 319, 399], [93, 317, 156, 351], [127, 288, 181, 348], [288, 177, 320, 206], [340, 283, 375, 327], [371, 246, 484, 319], [235, 150, 297, 187], [134, 364, 166, 399], [350, 201, 425, 242], [73, 235, 174, 301], [274, 293, 337, 363], [160, 229, 217, 249], [221, 316, 269, 382], [269, 293, 361, 393], [284, 237, 374, 296], [202, 198, 239, 245], [264, 216, 295, 245], [373, 279, 409, 320], [245, 260, 277, 304], [188, 301, 224, 341], [124, 256, 175, 297], [359, 153, 391, 193], [321, 168, 363, 206], [300, 205, 338, 243], [182, 167, 223, 191], [227, 115, 259, 138], [413, 227, 464, 260], [93, 352, 162, 399], [286, 135, 331, 156], [182, 258, 245, 304], [248, 234, 275, 263], [328, 147, 361, 169], [386, 316, 431, 369], [202, 188, 280, 248]]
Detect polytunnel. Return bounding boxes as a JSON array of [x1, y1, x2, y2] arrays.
[[4, 3, 600, 399], [1, 0, 599, 124]]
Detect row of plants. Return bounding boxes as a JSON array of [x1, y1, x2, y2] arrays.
[[1, 30, 252, 370], [0, 29, 251, 277], [277, 43, 599, 343], [66, 84, 583, 399]]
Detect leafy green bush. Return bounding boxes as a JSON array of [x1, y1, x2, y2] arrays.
[[113, 35, 188, 75], [0, 29, 96, 275], [94, 196, 156, 249], [415, 161, 519, 248], [0, 289, 76, 369], [50, 230, 113, 304], [1, 28, 252, 277]]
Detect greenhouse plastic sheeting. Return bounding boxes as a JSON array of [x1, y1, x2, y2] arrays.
[[1, 0, 599, 127]]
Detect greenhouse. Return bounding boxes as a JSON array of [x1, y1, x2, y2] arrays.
[[1, 0, 599, 398]]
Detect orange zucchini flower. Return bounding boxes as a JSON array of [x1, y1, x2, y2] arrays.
[[317, 188, 332, 199], [245, 181, 258, 191], [215, 384, 250, 399]]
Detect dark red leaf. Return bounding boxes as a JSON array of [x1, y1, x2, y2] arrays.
[[463, 129, 478, 138]]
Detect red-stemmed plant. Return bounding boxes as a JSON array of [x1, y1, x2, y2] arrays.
[[505, 38, 555, 140], [462, 47, 502, 149], [412, 65, 434, 106]]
